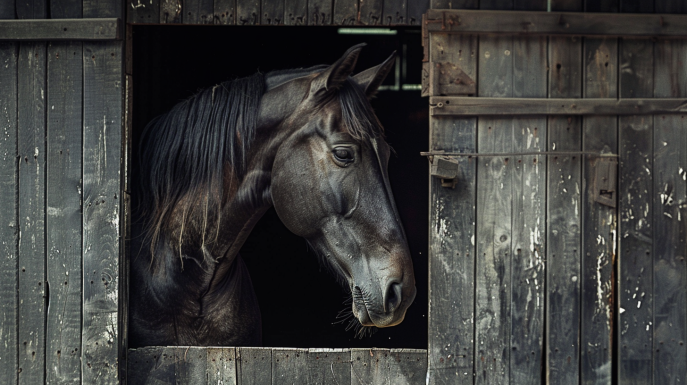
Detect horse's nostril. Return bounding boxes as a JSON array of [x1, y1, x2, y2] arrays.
[[385, 281, 403, 313]]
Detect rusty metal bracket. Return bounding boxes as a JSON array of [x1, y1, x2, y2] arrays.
[[428, 154, 460, 188], [593, 157, 618, 207]]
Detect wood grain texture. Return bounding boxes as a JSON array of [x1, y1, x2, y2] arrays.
[[308, 0, 331, 25], [581, 36, 617, 385], [383, 0, 406, 25], [653, 38, 687, 385], [261, 0, 283, 24], [388, 349, 427, 384], [128, 0, 159, 23], [0, 19, 120, 41], [184, 0, 214, 24], [427, 32, 477, 385], [237, 347, 271, 385], [82, 41, 123, 385], [51, 0, 82, 18], [350, 348, 392, 384], [83, 0, 122, 18], [127, 347, 176, 385], [0, 41, 18, 385], [547, 34, 582, 385], [429, 33, 477, 96], [307, 348, 351, 384], [16, 0, 47, 19], [408, 0, 429, 24], [175, 347, 207, 384], [208, 347, 237, 385], [160, 0, 182, 23], [618, 37, 653, 385], [333, 0, 356, 25], [17, 41, 46, 385], [214, 0, 236, 24], [0, 1, 15, 19], [272, 348, 308, 385], [237, 0, 260, 24], [358, 0, 383, 25], [284, 0, 306, 25], [46, 41, 83, 385]]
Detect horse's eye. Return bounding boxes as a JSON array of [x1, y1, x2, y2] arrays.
[[333, 147, 354, 164]]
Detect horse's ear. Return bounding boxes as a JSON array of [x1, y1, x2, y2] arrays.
[[353, 51, 396, 99], [311, 43, 365, 96]]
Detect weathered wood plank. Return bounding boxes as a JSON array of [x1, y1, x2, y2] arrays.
[[333, 0, 356, 25], [653, 38, 687, 385], [618, 37, 653, 385], [175, 347, 207, 384], [272, 348, 308, 385], [237, 0, 260, 24], [208, 347, 237, 385], [547, 35, 582, 385], [427, 33, 477, 385], [214, 0, 236, 24], [0, 41, 18, 385], [128, 0, 160, 23], [388, 349, 427, 385], [428, 33, 477, 96], [84, 0, 122, 19], [581, 36, 617, 385], [430, 0, 477, 9], [408, 0, 430, 24], [184, 0, 214, 24], [383, 0, 406, 25], [128, 347, 176, 385], [430, 97, 687, 116], [284, 0, 306, 25], [351, 348, 391, 384], [0, 19, 120, 41], [16, 0, 47, 19], [425, 10, 687, 37], [237, 347, 271, 385], [510, 33, 546, 385], [17, 41, 46, 385], [358, 0, 383, 25], [307, 348, 351, 385], [0, 2, 15, 19], [160, 0, 182, 23], [51, 0, 82, 18], [261, 0, 283, 24], [308, 0, 331, 25], [82, 41, 123, 385], [45, 40, 83, 385]]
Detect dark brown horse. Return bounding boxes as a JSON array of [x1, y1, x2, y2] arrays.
[[130, 44, 416, 347]]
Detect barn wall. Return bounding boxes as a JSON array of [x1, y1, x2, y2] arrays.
[[425, 1, 687, 385]]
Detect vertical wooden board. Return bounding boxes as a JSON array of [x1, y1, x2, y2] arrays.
[[514, 0, 546, 10], [51, 0, 82, 18], [82, 41, 123, 385], [620, 0, 653, 12], [512, 36, 547, 98], [237, 347, 271, 385], [653, 38, 687, 385], [388, 349, 427, 385], [237, 0, 260, 24], [284, 0, 306, 25], [383, 0, 406, 25], [184, 0, 214, 24], [0, 2, 16, 18], [358, 0, 383, 25], [175, 347, 207, 384], [308, 0, 331, 25], [45, 41, 83, 385], [547, 36, 582, 385], [307, 348, 351, 385], [128, 0, 159, 23], [407, 0, 429, 25], [128, 347, 176, 385], [83, 0, 122, 18], [427, 32, 477, 385], [477, 36, 513, 98], [585, 0, 618, 12], [618, 38, 653, 385], [550, 0, 582, 10], [0, 41, 18, 385], [351, 348, 391, 385], [655, 0, 687, 13], [333, 0, 356, 25], [214, 0, 236, 24], [261, 0, 283, 24], [120, 74, 132, 385], [16, 0, 47, 18], [272, 348, 308, 385], [160, 0, 182, 23], [17, 41, 46, 385], [581, 36, 618, 385], [208, 347, 237, 385], [430, 0, 477, 9], [479, 0, 513, 10], [430, 33, 477, 97]]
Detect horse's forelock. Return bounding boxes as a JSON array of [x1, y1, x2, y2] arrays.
[[337, 78, 385, 142]]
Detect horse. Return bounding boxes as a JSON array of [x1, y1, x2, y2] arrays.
[[129, 44, 417, 347]]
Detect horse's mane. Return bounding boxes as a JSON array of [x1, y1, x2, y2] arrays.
[[135, 67, 384, 256]]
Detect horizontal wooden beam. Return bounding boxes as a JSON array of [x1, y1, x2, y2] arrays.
[[425, 10, 687, 38], [430, 97, 687, 116], [0, 19, 120, 41]]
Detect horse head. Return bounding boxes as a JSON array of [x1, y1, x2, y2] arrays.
[[267, 44, 417, 329]]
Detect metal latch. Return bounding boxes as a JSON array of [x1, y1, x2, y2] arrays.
[[429, 154, 460, 189], [593, 157, 617, 207]]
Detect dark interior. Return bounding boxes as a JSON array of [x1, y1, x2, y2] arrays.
[[132, 25, 428, 348]]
